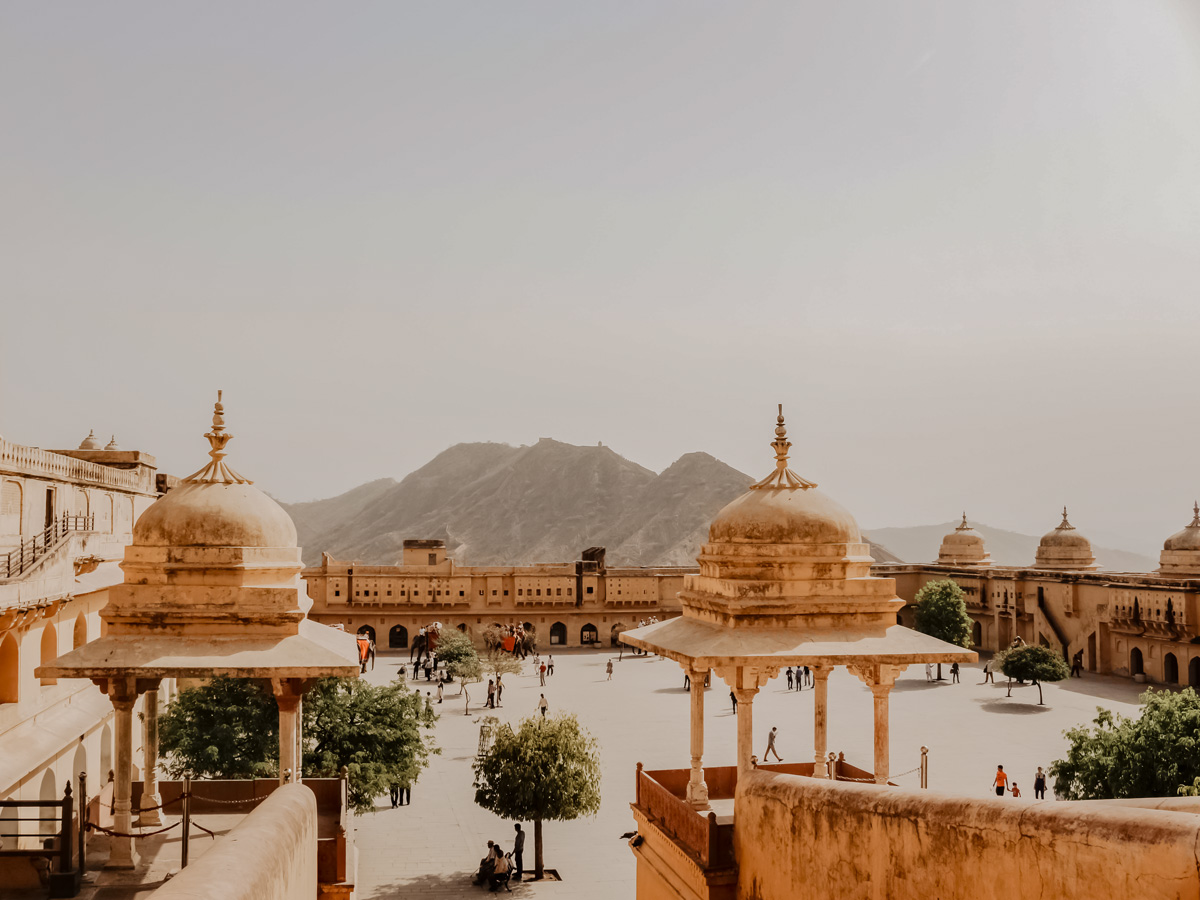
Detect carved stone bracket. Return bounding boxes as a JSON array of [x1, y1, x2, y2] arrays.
[[847, 663, 907, 691]]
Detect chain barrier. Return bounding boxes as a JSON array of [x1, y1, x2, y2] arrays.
[[86, 820, 182, 839], [188, 793, 270, 806], [191, 821, 217, 838], [828, 765, 921, 783]]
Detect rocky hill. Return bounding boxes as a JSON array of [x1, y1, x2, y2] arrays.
[[281, 439, 902, 568]]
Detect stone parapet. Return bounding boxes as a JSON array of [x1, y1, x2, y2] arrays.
[[0, 438, 157, 495]]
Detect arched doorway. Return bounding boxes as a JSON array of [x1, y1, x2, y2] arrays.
[[550, 622, 567, 646], [40, 623, 58, 685], [389, 625, 409, 649], [73, 743, 88, 787], [356, 625, 376, 644], [610, 623, 627, 647], [523, 622, 535, 633], [39, 770, 57, 835], [1190, 657, 1200, 688], [972, 621, 983, 648], [73, 614, 88, 649], [1165, 652, 1179, 684], [580, 623, 598, 645], [0, 634, 18, 703], [1130, 647, 1144, 676], [457, 623, 468, 633]]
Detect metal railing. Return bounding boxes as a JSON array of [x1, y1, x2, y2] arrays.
[[0, 777, 81, 897], [2, 514, 94, 580]]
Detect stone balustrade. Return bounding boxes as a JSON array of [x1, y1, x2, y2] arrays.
[[0, 439, 155, 494]]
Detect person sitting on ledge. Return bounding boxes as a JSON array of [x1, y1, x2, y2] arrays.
[[473, 840, 496, 885]]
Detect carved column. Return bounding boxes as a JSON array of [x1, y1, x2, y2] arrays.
[[136, 686, 162, 826], [870, 681, 891, 785], [107, 679, 138, 869], [812, 667, 830, 778], [272, 678, 307, 784], [685, 665, 709, 808]]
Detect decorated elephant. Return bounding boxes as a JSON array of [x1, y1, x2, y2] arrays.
[[483, 625, 536, 659], [410, 626, 441, 667]]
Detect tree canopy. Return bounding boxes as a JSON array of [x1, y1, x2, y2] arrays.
[[436, 627, 483, 712], [473, 713, 601, 878], [1051, 688, 1200, 800], [913, 580, 974, 648], [999, 644, 1070, 704], [158, 675, 438, 813]]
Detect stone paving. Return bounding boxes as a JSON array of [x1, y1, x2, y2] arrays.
[[353, 649, 1148, 899]]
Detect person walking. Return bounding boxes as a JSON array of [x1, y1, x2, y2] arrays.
[[992, 765, 1008, 797], [1010, 782, 1022, 798], [486, 679, 496, 709], [548, 655, 555, 676], [389, 781, 400, 809], [683, 671, 691, 690], [512, 823, 525, 882], [764, 726, 783, 762], [539, 661, 547, 686], [537, 694, 549, 718], [1071, 651, 1084, 678], [495, 674, 503, 706], [1033, 767, 1047, 800], [398, 776, 411, 806], [982, 659, 994, 683], [730, 690, 738, 713], [436, 681, 444, 704], [786, 667, 794, 690], [606, 659, 614, 681], [925, 663, 934, 682], [803, 666, 812, 689], [950, 662, 960, 684]]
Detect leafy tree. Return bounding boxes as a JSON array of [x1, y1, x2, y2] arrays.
[[913, 579, 973, 680], [473, 714, 602, 879], [303, 677, 439, 813], [1051, 688, 1200, 799], [159, 676, 278, 779], [999, 644, 1069, 704], [436, 627, 483, 714], [485, 648, 524, 680], [159, 676, 438, 813]]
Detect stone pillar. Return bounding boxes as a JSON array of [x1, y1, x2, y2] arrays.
[[871, 681, 891, 785], [273, 679, 306, 784], [812, 667, 830, 778], [685, 666, 709, 808], [137, 687, 162, 827], [108, 681, 138, 869], [734, 682, 758, 779]]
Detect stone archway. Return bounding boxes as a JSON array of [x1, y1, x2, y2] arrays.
[[389, 625, 409, 649], [0, 634, 18, 703], [1164, 652, 1179, 684], [1130, 647, 1144, 677], [356, 625, 376, 644], [39, 769, 57, 835], [610, 623, 627, 647], [580, 623, 598, 645], [550, 622, 566, 646], [1190, 657, 1200, 688], [40, 623, 58, 685], [73, 614, 88, 649]]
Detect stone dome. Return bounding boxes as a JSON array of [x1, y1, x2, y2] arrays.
[[133, 481, 297, 548], [1034, 508, 1098, 570], [708, 486, 861, 545], [78, 429, 102, 450], [1158, 503, 1200, 576], [936, 514, 992, 566]]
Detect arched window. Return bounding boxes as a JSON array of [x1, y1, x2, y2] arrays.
[[457, 623, 468, 633], [40, 623, 58, 685], [1165, 653, 1179, 684], [100, 494, 114, 533], [580, 623, 598, 645], [356, 625, 376, 644], [0, 634, 18, 703], [1130, 647, 1144, 676], [389, 625, 409, 649], [550, 622, 567, 646], [522, 622, 535, 633], [1190, 657, 1200, 688], [73, 743, 88, 787], [73, 614, 87, 649], [972, 621, 983, 647], [39, 769, 57, 835], [610, 623, 627, 647], [75, 490, 89, 518]]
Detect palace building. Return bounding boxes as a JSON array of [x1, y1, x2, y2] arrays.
[[301, 542, 690, 651], [886, 507, 1200, 686]]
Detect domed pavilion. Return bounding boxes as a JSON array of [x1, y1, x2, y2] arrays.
[[38, 393, 359, 868], [1033, 508, 1099, 571], [1158, 503, 1200, 577], [621, 407, 974, 806], [936, 514, 993, 566]]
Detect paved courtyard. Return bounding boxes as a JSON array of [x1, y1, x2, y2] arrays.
[[354, 648, 1147, 899]]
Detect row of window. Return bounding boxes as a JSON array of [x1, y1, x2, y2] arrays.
[[335, 585, 593, 599]]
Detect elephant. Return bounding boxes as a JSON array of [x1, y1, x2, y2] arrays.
[[483, 626, 537, 659], [410, 628, 440, 667]]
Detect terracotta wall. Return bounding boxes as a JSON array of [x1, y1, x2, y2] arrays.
[[735, 771, 1200, 900], [146, 784, 317, 900]]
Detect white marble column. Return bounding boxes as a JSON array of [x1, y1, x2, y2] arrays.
[[812, 667, 830, 778], [871, 681, 891, 785], [685, 666, 709, 808], [108, 681, 138, 869], [137, 687, 162, 826]]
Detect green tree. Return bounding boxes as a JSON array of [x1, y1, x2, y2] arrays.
[[473, 714, 602, 879], [436, 627, 483, 714], [303, 677, 439, 813], [159, 676, 278, 779], [913, 579, 973, 680], [999, 644, 1069, 704], [1051, 688, 1200, 799]]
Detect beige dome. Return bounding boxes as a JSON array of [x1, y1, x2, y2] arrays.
[[1158, 503, 1200, 576], [1034, 508, 1098, 570], [133, 481, 297, 549], [78, 429, 102, 450], [708, 486, 860, 545], [937, 514, 992, 566]]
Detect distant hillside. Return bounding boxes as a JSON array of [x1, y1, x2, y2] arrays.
[[281, 440, 901, 568], [863, 521, 1157, 572]]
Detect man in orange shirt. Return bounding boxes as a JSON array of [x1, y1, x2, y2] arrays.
[[993, 764, 1009, 797]]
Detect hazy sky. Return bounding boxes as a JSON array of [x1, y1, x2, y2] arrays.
[[3, 3, 1200, 554]]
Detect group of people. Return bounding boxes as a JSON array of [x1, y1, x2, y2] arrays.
[[785, 666, 813, 690], [993, 764, 1048, 800], [925, 662, 961, 683], [474, 824, 526, 890], [536, 654, 555, 685]]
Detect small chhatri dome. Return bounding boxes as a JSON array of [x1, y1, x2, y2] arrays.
[[1158, 502, 1200, 576], [936, 513, 992, 566], [1034, 506, 1098, 570], [105, 434, 120, 450], [78, 429, 102, 450], [132, 391, 297, 549], [708, 405, 860, 546]]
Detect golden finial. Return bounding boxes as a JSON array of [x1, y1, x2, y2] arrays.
[[1191, 502, 1199, 528], [183, 390, 253, 485], [750, 404, 816, 490], [1059, 507, 1074, 530], [957, 512, 970, 531]]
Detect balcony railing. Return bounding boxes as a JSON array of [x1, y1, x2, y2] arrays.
[[2, 514, 94, 580], [0, 438, 154, 493]]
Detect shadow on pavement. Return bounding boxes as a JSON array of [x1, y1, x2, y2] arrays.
[[359, 868, 534, 899], [974, 696, 1052, 715]]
